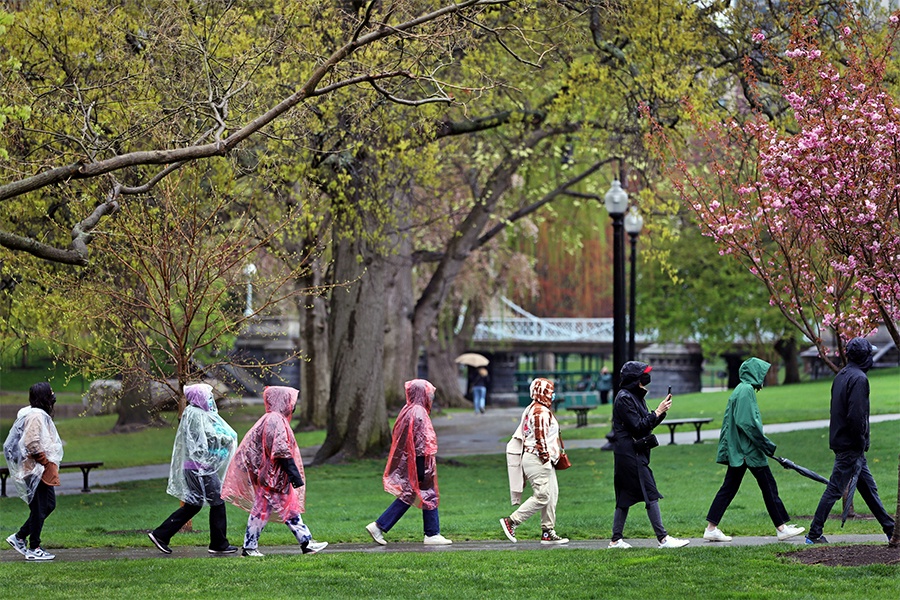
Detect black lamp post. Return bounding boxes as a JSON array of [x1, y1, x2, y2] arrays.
[[624, 206, 644, 361], [604, 180, 628, 392]]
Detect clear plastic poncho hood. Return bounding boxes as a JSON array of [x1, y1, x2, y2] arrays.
[[382, 379, 440, 510], [222, 386, 306, 520], [165, 384, 237, 505], [2, 407, 64, 504]]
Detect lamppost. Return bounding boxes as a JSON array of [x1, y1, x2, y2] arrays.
[[624, 206, 644, 361], [604, 180, 628, 392], [243, 263, 257, 317]]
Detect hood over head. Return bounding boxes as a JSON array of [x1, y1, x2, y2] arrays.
[[405, 379, 435, 413], [739, 357, 771, 390], [184, 383, 217, 412], [263, 386, 299, 418], [845, 337, 876, 371], [620, 361, 651, 390]]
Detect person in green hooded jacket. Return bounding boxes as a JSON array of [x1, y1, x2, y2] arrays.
[[702, 357, 805, 542]]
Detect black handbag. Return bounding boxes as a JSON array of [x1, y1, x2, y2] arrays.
[[632, 434, 659, 453]]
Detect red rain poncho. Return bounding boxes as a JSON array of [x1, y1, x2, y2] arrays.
[[382, 379, 440, 510], [222, 386, 305, 520]]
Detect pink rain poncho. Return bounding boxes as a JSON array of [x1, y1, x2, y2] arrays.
[[222, 386, 306, 521], [165, 384, 237, 506], [383, 379, 440, 510], [2, 406, 64, 504]]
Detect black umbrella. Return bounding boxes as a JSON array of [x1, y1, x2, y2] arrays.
[[772, 456, 830, 485], [838, 455, 866, 527]]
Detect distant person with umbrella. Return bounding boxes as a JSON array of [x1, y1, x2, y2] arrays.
[[806, 337, 895, 544], [701, 357, 804, 543], [471, 367, 490, 415]]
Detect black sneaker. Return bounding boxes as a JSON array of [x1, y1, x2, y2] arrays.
[[148, 532, 172, 554], [208, 545, 239, 555], [804, 535, 828, 545]]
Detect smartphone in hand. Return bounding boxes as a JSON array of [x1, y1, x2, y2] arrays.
[[667, 386, 672, 396]]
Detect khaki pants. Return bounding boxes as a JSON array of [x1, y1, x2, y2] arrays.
[[509, 452, 558, 531]]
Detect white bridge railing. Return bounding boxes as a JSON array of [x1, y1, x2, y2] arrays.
[[473, 318, 617, 342]]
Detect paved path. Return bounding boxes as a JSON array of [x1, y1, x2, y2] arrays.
[[2, 534, 893, 563]]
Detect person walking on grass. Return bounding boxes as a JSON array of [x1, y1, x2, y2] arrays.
[[4, 383, 63, 561], [702, 357, 805, 543], [500, 377, 569, 545], [806, 337, 895, 544], [366, 379, 452, 546], [222, 386, 328, 557], [148, 383, 239, 555], [608, 362, 688, 549]]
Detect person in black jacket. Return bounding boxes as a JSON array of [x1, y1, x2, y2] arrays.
[[806, 337, 895, 544], [607, 361, 689, 549]]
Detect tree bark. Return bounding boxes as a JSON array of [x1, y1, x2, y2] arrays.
[[113, 371, 167, 433], [297, 260, 331, 428], [890, 453, 900, 548], [314, 235, 391, 462], [775, 336, 801, 384]]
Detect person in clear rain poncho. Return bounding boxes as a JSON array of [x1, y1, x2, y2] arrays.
[[365, 379, 452, 546], [147, 383, 239, 554], [222, 385, 328, 557], [4, 383, 64, 561]]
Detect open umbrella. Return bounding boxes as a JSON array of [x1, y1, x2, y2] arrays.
[[454, 353, 490, 368], [772, 456, 830, 485]]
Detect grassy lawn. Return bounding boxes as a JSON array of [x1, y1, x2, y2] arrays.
[[1, 419, 898, 597], [0, 546, 897, 599]]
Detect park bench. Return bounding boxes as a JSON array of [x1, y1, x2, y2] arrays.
[[562, 392, 600, 427], [0, 461, 104, 497], [662, 418, 713, 445]]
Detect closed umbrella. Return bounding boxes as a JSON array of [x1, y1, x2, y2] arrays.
[[454, 353, 490, 368], [772, 456, 830, 485]]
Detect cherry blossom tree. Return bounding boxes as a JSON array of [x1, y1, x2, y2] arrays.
[[651, 11, 900, 370]]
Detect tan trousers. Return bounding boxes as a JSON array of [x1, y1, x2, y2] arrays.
[[509, 452, 558, 531]]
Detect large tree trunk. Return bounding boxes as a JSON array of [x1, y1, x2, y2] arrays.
[[297, 255, 331, 429], [314, 236, 391, 462], [775, 336, 801, 384], [382, 192, 416, 410], [113, 371, 167, 433]]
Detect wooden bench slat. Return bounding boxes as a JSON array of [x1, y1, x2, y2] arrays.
[[0, 461, 104, 497]]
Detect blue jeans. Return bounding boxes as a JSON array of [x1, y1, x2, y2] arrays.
[[472, 386, 486, 413], [376, 498, 440, 537], [808, 451, 895, 539]]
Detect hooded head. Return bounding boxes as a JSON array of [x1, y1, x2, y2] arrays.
[[529, 378, 554, 407], [263, 386, 299, 418], [184, 383, 217, 412], [739, 357, 771, 390], [405, 379, 436, 413], [29, 382, 55, 416], [845, 337, 876, 372], [620, 361, 651, 390]]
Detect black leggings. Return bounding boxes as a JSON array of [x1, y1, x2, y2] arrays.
[[17, 480, 56, 549]]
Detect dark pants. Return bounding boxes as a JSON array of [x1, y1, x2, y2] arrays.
[[808, 451, 895, 539], [17, 480, 56, 550], [152, 471, 230, 550], [612, 500, 667, 542], [376, 499, 440, 537], [706, 464, 790, 528], [599, 390, 611, 405]]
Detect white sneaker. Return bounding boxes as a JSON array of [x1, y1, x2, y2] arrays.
[[658, 536, 690, 549], [25, 547, 55, 561], [703, 527, 732, 542], [241, 547, 264, 557], [302, 540, 328, 554], [776, 524, 805, 541], [6, 534, 27, 556], [608, 539, 632, 549], [423, 534, 452, 545], [366, 522, 387, 546]]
